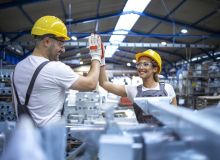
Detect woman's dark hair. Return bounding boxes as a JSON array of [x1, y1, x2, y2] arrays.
[[150, 58, 159, 82]]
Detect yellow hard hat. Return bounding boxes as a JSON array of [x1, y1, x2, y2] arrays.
[[31, 16, 70, 41], [135, 49, 162, 74]]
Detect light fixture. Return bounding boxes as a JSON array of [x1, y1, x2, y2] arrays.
[[127, 63, 131, 66], [181, 29, 188, 34], [105, 0, 151, 57], [191, 58, 197, 61], [132, 59, 136, 63], [161, 42, 167, 45], [105, 46, 118, 57], [66, 19, 73, 22], [80, 61, 83, 64], [71, 36, 77, 41]]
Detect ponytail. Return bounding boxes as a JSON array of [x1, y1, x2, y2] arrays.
[[153, 73, 159, 82]]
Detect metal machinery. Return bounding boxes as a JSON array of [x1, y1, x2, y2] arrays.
[[0, 96, 219, 160], [65, 91, 137, 125], [66, 97, 220, 160], [0, 121, 16, 159]]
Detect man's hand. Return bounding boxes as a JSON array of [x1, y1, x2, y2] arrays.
[[88, 33, 102, 63], [100, 43, 105, 67]]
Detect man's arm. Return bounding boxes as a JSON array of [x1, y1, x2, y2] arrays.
[[69, 60, 100, 91], [69, 34, 102, 91]]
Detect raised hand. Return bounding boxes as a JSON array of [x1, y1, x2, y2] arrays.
[[88, 33, 102, 63]]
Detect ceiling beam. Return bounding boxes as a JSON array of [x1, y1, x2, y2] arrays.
[[153, 36, 216, 61], [198, 48, 216, 61], [3, 30, 220, 38], [148, 0, 187, 34], [95, 0, 102, 33], [60, 0, 67, 19], [18, 6, 34, 25], [162, 59, 177, 70], [0, 0, 49, 10], [192, 10, 217, 26], [63, 11, 220, 35], [117, 48, 187, 61]]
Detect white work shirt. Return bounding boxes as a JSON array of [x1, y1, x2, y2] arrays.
[[11, 55, 79, 127], [125, 83, 176, 103]]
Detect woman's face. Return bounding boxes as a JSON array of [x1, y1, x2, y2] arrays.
[[136, 56, 157, 79]]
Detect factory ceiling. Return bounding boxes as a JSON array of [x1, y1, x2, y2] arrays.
[[0, 0, 220, 74]]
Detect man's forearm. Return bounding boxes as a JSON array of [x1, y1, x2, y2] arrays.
[[99, 66, 108, 87], [87, 60, 100, 87]]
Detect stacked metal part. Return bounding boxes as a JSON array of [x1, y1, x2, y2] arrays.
[[0, 69, 13, 96], [0, 102, 16, 121], [68, 92, 100, 124], [196, 96, 220, 109], [0, 86, 12, 96], [0, 69, 13, 82]]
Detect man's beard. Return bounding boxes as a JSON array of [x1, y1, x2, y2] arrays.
[[47, 43, 58, 61]]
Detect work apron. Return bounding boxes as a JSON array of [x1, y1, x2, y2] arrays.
[[133, 82, 168, 124]]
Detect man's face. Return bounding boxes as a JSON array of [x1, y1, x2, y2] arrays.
[[47, 37, 65, 61]]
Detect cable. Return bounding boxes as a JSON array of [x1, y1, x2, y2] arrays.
[[20, 6, 22, 33], [161, 0, 180, 35], [69, 0, 71, 35]]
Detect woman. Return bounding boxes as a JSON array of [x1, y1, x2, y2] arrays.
[[99, 49, 177, 124]]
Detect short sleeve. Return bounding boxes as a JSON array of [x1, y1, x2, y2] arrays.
[[125, 85, 138, 102], [165, 84, 176, 99], [53, 62, 79, 89]]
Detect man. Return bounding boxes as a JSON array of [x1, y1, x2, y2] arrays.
[[11, 16, 103, 127]]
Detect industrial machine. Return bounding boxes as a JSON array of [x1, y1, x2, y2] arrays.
[[66, 97, 220, 160], [0, 96, 220, 160]]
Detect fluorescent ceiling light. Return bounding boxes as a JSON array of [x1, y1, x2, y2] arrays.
[[191, 58, 197, 61], [105, 0, 151, 57], [80, 61, 83, 64], [71, 36, 77, 41], [181, 29, 188, 34], [132, 59, 136, 63], [161, 42, 167, 45], [123, 0, 151, 12], [105, 46, 118, 57], [127, 63, 131, 66]]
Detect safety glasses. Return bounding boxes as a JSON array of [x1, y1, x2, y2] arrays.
[[136, 62, 152, 68], [49, 37, 65, 48]]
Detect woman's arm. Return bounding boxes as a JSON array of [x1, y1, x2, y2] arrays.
[[99, 66, 127, 97], [171, 96, 177, 106]]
